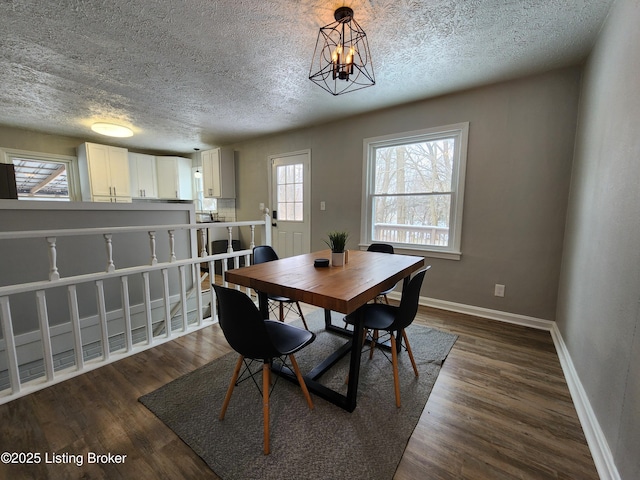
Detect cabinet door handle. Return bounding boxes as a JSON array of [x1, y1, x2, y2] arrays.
[[114, 187, 117, 196], [109, 186, 112, 195], [175, 190, 178, 198]]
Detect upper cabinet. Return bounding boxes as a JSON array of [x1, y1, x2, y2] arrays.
[[156, 156, 193, 200], [77, 142, 132, 202], [129, 152, 158, 199], [201, 147, 235, 198]]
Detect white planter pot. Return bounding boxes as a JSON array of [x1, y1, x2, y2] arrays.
[[331, 252, 345, 266]]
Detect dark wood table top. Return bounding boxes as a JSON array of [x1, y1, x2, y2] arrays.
[[225, 249, 425, 314]]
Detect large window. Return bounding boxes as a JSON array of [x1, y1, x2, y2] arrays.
[[361, 123, 469, 259]]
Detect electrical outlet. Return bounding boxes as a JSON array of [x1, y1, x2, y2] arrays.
[[320, 201, 326, 211], [494, 284, 505, 297]]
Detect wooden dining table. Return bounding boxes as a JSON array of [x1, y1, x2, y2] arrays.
[[225, 249, 425, 412]]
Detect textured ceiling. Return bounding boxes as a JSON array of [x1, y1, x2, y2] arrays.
[[0, 0, 613, 154]]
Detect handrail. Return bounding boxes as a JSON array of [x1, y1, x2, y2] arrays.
[[0, 220, 267, 240]]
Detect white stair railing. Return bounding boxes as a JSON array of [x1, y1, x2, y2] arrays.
[[0, 212, 271, 405]]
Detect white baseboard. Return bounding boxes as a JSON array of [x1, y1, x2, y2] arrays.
[[419, 295, 555, 331], [550, 324, 621, 480], [394, 292, 620, 480]]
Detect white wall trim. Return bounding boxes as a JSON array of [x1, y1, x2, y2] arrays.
[[395, 292, 555, 330], [425, 296, 555, 330], [396, 292, 620, 480], [550, 324, 621, 480]]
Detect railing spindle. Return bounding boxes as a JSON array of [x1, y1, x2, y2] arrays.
[[121, 276, 133, 352], [168, 230, 176, 263], [148, 231, 158, 265], [199, 228, 207, 257], [250, 225, 256, 249], [46, 237, 60, 281], [161, 268, 171, 338], [0, 296, 21, 394], [222, 256, 229, 288], [208, 260, 216, 320], [104, 234, 115, 273], [178, 265, 188, 332], [95, 280, 110, 360], [142, 272, 153, 344], [35, 291, 55, 381], [194, 264, 203, 326], [67, 285, 84, 371], [227, 227, 233, 253]]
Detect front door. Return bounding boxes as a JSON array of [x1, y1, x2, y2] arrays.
[[269, 150, 311, 258]]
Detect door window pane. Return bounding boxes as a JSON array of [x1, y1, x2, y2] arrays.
[[276, 163, 304, 221]]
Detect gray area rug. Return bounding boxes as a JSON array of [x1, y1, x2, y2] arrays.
[[139, 310, 457, 480]]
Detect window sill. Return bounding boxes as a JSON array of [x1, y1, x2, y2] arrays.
[[358, 244, 461, 261]]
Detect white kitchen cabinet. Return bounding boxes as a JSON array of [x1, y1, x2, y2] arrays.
[[77, 142, 132, 202], [156, 156, 193, 200], [202, 147, 235, 198], [129, 152, 158, 199]]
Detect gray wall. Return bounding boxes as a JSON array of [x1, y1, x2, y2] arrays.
[[231, 68, 581, 321], [556, 1, 640, 478]]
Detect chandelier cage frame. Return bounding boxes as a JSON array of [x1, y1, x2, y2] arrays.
[[309, 7, 375, 96]]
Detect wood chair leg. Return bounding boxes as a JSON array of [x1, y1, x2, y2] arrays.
[[295, 302, 309, 330], [369, 329, 379, 359], [289, 354, 314, 410], [402, 329, 419, 377], [383, 294, 389, 304], [390, 334, 401, 408], [278, 302, 285, 322], [219, 355, 244, 420], [263, 362, 271, 455]]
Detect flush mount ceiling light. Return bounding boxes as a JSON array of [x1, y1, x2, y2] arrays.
[[91, 122, 134, 138], [309, 6, 375, 96]]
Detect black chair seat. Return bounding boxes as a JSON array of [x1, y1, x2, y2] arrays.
[[345, 303, 396, 331], [264, 319, 315, 355], [267, 293, 296, 303]]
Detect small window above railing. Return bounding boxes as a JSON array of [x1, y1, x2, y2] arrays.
[[1, 148, 79, 201]]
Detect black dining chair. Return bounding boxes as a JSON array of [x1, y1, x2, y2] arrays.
[[345, 266, 430, 407], [253, 245, 309, 330], [367, 243, 395, 303], [214, 285, 316, 455]]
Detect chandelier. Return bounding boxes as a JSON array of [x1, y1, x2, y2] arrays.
[[309, 7, 375, 95]]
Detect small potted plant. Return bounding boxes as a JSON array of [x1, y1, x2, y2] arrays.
[[324, 231, 349, 266]]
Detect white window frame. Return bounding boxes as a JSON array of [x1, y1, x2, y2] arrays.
[[1, 147, 81, 201], [360, 122, 469, 260]]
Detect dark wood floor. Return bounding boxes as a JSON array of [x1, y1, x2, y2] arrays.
[[0, 301, 598, 479]]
